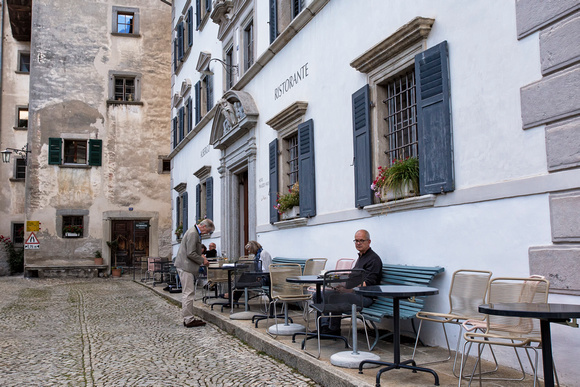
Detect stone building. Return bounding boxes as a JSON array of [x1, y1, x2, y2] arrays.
[[170, 0, 580, 383], [0, 0, 173, 276]]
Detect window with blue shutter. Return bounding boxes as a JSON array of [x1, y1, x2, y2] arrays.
[[195, 81, 201, 124], [205, 0, 211, 13], [177, 23, 184, 61], [176, 195, 181, 228], [173, 38, 178, 71], [206, 75, 213, 111], [48, 138, 62, 165], [187, 7, 193, 47], [206, 177, 213, 221], [182, 192, 188, 232], [88, 139, 102, 166], [179, 106, 185, 142], [196, 0, 201, 29], [186, 97, 193, 133], [298, 119, 316, 217], [172, 117, 178, 149], [269, 139, 279, 223], [352, 85, 372, 208], [269, 0, 277, 44], [196, 184, 201, 223], [415, 41, 454, 194]]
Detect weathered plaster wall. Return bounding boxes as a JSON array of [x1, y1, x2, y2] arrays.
[[24, 0, 172, 265]]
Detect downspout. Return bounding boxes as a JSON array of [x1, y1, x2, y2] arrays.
[[0, 1, 5, 147]]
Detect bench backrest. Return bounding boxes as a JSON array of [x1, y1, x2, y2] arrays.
[[361, 264, 444, 321], [271, 257, 308, 270]]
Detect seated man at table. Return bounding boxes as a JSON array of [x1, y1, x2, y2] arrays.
[[320, 229, 383, 336]]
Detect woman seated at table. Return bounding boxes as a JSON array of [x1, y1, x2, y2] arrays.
[[222, 241, 272, 303]]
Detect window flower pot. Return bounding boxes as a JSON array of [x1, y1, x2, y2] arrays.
[[65, 232, 81, 237], [281, 206, 300, 220], [381, 182, 417, 202]]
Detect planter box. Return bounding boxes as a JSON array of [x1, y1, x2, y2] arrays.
[[281, 206, 300, 220], [65, 232, 81, 237], [382, 182, 417, 202]]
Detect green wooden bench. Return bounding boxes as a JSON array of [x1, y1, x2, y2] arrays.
[[361, 263, 445, 350]]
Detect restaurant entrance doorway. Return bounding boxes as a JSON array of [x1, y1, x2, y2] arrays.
[[110, 220, 150, 267]]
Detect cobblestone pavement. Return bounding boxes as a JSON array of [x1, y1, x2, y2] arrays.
[[0, 276, 320, 387]]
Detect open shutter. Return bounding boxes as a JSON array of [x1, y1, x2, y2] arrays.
[[187, 7, 193, 47], [195, 81, 201, 124], [269, 139, 279, 223], [352, 85, 372, 208], [206, 177, 213, 221], [206, 0, 212, 13], [206, 75, 213, 111], [88, 139, 102, 166], [196, 183, 201, 223], [196, 0, 201, 29], [187, 97, 193, 132], [298, 119, 316, 217], [269, 0, 277, 43], [179, 106, 185, 142], [173, 38, 178, 71], [415, 41, 454, 194], [176, 196, 181, 227], [177, 23, 184, 61], [182, 192, 189, 232], [172, 117, 178, 148], [48, 137, 62, 165]]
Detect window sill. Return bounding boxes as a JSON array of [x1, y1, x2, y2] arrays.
[[15, 71, 29, 75], [9, 178, 25, 182], [364, 194, 436, 216], [111, 32, 141, 38], [13, 126, 28, 131], [58, 164, 92, 169], [107, 100, 143, 106], [273, 217, 308, 229]]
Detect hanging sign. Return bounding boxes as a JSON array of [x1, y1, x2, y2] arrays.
[[24, 232, 40, 250], [27, 221, 40, 232]]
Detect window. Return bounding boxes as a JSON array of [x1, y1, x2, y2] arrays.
[[350, 19, 453, 208], [194, 75, 213, 124], [243, 20, 254, 71], [108, 71, 141, 103], [193, 171, 213, 223], [162, 159, 171, 172], [196, 0, 212, 30], [269, 0, 304, 43], [16, 106, 28, 129], [174, 183, 189, 236], [62, 215, 84, 238], [14, 158, 26, 180], [48, 138, 102, 166], [18, 52, 30, 73], [269, 114, 316, 223], [225, 45, 234, 90], [12, 223, 24, 246], [112, 7, 140, 35]]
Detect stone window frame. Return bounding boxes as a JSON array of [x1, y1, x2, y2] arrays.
[[193, 165, 212, 223], [17, 51, 30, 73], [56, 209, 89, 239], [242, 16, 254, 73], [107, 70, 142, 105], [11, 222, 25, 246], [12, 157, 26, 180], [15, 105, 28, 130], [158, 155, 171, 174], [112, 6, 140, 37]]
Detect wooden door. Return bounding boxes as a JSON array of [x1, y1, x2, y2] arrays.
[[111, 220, 149, 267]]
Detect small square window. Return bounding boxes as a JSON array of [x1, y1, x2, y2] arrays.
[[18, 52, 30, 73], [117, 12, 134, 33], [63, 216, 84, 238], [15, 158, 26, 179], [63, 140, 87, 164], [17, 107, 28, 128], [112, 7, 139, 35], [12, 223, 24, 245], [115, 77, 136, 102]]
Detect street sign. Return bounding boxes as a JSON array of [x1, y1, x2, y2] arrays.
[[24, 232, 40, 250], [27, 221, 40, 232]]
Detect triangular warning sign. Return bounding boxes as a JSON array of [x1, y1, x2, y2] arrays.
[[25, 232, 39, 245]]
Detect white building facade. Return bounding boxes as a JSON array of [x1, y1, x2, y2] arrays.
[[170, 0, 580, 382]]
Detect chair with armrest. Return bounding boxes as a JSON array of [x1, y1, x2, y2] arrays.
[[458, 276, 552, 386], [412, 269, 493, 376], [335, 258, 355, 270], [267, 263, 312, 338]]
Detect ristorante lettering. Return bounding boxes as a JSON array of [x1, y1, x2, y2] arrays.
[[274, 63, 309, 100]]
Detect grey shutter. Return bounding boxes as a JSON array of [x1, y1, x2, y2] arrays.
[[195, 81, 201, 124], [196, 0, 201, 29], [176, 196, 181, 227], [196, 183, 201, 223], [186, 97, 193, 132], [179, 106, 185, 142], [173, 39, 178, 71], [206, 177, 213, 221], [269, 139, 279, 224], [48, 137, 62, 165], [177, 23, 184, 61], [187, 7, 193, 47], [415, 41, 454, 194], [205, 0, 211, 13], [269, 0, 277, 43], [352, 85, 372, 208], [298, 119, 316, 217], [182, 192, 189, 232], [172, 117, 177, 148], [88, 139, 102, 166], [206, 75, 213, 111]]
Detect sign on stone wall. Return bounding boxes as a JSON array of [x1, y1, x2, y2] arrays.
[[26, 221, 39, 232], [24, 232, 40, 250]]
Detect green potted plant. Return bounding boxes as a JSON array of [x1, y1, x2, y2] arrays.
[[371, 157, 419, 201], [175, 223, 183, 239], [274, 182, 300, 219], [94, 250, 103, 265], [63, 224, 83, 237]]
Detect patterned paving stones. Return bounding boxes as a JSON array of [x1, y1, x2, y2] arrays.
[[0, 276, 319, 387]]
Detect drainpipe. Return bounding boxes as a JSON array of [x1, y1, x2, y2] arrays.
[[0, 1, 5, 147]]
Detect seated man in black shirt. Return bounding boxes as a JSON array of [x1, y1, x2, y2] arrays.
[[320, 229, 383, 336]]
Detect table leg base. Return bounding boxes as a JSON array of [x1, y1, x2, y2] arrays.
[[229, 311, 257, 320], [268, 323, 305, 335], [331, 351, 380, 369], [359, 359, 440, 386]]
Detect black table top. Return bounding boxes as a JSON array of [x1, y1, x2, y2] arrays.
[[354, 285, 439, 298], [286, 275, 322, 284], [208, 263, 249, 270], [479, 303, 580, 320]]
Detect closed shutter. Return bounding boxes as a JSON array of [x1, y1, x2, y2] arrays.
[[269, 0, 277, 43], [206, 75, 213, 111], [173, 38, 178, 71], [206, 177, 213, 221], [196, 184, 201, 223], [187, 7, 193, 47], [196, 0, 201, 29], [298, 119, 316, 217], [172, 117, 178, 148], [269, 139, 279, 223], [48, 137, 62, 165], [352, 85, 372, 208], [177, 23, 184, 61], [186, 97, 193, 132], [179, 106, 185, 142], [182, 192, 189, 232], [415, 41, 454, 194], [195, 81, 201, 124], [88, 139, 102, 166]]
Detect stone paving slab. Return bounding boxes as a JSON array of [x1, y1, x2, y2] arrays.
[[0, 276, 320, 387]]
